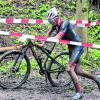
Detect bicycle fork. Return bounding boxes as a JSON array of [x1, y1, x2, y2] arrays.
[[12, 47, 28, 72]]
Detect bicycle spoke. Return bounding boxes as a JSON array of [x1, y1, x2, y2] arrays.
[[0, 51, 30, 89]]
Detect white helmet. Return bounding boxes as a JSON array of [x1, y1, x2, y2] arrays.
[[46, 7, 59, 20]]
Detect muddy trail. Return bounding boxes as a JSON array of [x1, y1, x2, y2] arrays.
[[0, 70, 100, 100]]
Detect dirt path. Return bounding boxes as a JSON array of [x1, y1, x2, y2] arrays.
[[0, 71, 100, 100]]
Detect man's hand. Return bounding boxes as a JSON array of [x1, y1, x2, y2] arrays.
[[38, 36, 59, 47], [38, 43, 44, 47], [19, 36, 27, 43], [38, 41, 46, 47]]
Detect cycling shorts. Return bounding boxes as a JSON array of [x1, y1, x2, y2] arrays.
[[68, 45, 83, 65]]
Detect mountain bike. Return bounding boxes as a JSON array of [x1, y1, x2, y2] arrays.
[[0, 39, 72, 89]]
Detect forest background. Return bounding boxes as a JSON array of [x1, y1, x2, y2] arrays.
[[0, 0, 100, 71]]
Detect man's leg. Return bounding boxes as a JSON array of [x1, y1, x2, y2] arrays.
[[75, 64, 100, 91], [67, 62, 82, 100], [67, 62, 81, 92], [67, 46, 83, 99]]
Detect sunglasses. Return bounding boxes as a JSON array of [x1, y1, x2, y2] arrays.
[[48, 18, 57, 24], [48, 19, 52, 23]]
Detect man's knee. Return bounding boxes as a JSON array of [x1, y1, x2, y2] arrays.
[[66, 62, 77, 72], [75, 65, 83, 75]]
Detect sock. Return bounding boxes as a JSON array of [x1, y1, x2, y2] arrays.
[[76, 83, 81, 92]]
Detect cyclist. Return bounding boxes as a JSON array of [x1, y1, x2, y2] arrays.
[[40, 7, 100, 100]]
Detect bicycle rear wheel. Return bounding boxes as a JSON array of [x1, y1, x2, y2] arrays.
[[47, 52, 72, 87], [0, 50, 31, 89]]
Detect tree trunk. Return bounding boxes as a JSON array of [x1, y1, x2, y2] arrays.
[[75, 0, 89, 54]]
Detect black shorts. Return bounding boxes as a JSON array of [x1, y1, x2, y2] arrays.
[[68, 45, 83, 64]]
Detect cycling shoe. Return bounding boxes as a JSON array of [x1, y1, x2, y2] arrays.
[[96, 75, 100, 91], [72, 93, 83, 100]]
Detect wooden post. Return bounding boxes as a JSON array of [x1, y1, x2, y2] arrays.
[[0, 45, 22, 53]]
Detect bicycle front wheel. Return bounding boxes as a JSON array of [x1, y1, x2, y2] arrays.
[[47, 52, 72, 87], [0, 50, 31, 89]]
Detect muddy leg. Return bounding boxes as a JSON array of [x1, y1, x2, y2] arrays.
[[75, 65, 100, 91], [67, 63, 81, 93]]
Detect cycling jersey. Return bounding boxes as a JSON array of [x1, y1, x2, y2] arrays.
[[51, 20, 83, 64], [52, 20, 81, 41]]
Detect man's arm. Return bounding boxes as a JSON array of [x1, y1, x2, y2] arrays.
[[39, 25, 53, 47], [54, 31, 64, 39], [51, 21, 69, 40]]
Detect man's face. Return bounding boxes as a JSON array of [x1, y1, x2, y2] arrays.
[[48, 17, 58, 25], [51, 18, 57, 25]]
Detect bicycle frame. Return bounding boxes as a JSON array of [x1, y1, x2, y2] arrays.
[[19, 39, 68, 75], [18, 39, 57, 74]]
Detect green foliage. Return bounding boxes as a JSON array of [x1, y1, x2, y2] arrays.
[[0, 0, 6, 6], [89, 10, 100, 21], [81, 48, 100, 72], [30, 58, 39, 70], [88, 10, 100, 43], [0, 0, 77, 35], [89, 49, 100, 59]]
